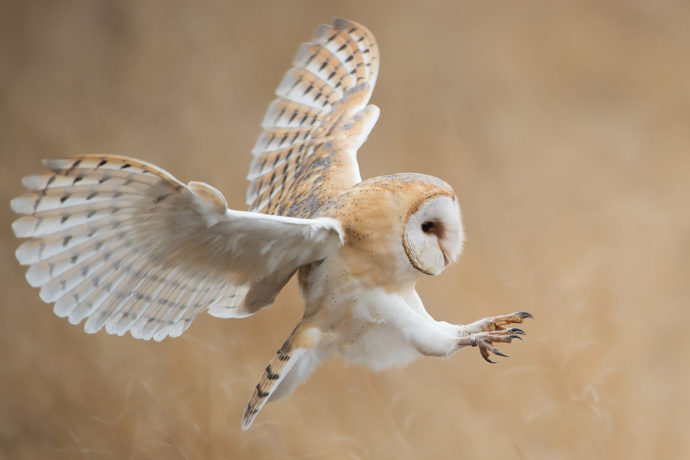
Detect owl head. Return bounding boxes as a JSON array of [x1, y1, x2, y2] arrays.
[[321, 173, 465, 285]]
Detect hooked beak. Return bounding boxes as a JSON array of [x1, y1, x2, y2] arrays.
[[439, 243, 450, 266]]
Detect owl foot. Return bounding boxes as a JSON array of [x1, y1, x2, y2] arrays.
[[458, 311, 533, 363]]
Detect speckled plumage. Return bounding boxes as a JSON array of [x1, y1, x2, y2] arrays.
[[247, 18, 379, 218], [10, 18, 532, 431]]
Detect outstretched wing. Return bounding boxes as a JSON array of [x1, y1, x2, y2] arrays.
[[11, 155, 342, 341], [246, 17, 380, 218]]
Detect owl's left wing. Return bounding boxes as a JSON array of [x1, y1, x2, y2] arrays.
[[11, 155, 342, 341], [246, 18, 380, 218]]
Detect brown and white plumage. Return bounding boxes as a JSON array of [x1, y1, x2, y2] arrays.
[[247, 17, 379, 218], [11, 18, 532, 430]]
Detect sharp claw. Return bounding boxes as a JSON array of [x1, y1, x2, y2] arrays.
[[516, 311, 534, 319], [509, 334, 523, 341], [492, 348, 509, 358], [479, 345, 495, 363], [508, 328, 526, 335]]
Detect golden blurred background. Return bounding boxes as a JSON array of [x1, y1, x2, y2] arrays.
[[1, 1, 689, 458]]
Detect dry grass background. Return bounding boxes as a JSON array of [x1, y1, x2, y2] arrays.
[[1, 0, 689, 458]]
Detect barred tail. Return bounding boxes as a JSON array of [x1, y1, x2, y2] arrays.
[[241, 324, 320, 430]]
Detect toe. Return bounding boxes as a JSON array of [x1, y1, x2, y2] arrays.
[[515, 311, 534, 320], [487, 345, 509, 358], [479, 345, 496, 363]]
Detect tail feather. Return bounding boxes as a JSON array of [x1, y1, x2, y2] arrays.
[[241, 325, 320, 430]]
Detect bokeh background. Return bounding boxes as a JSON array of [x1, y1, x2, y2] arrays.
[[1, 0, 689, 458]]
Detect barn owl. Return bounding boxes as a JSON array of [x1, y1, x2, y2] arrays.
[[11, 18, 532, 430]]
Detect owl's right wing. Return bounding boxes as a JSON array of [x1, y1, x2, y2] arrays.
[[246, 18, 380, 218], [11, 155, 342, 341]]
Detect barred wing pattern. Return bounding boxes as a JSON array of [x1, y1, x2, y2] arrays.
[[246, 18, 380, 218], [11, 156, 342, 341]]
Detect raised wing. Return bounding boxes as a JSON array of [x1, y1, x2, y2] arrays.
[[11, 155, 342, 341], [246, 18, 380, 218]]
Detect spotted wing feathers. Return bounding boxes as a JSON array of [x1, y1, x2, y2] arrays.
[[247, 18, 380, 217], [11, 155, 342, 341]]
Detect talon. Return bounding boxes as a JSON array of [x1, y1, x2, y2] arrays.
[[516, 311, 534, 320], [508, 328, 525, 335], [488, 346, 509, 358], [509, 334, 523, 341], [482, 353, 496, 364], [479, 346, 495, 363]]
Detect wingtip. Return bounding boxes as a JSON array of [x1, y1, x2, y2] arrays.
[[21, 174, 43, 191], [11, 217, 27, 237], [312, 23, 333, 43], [313, 18, 361, 42], [331, 17, 354, 29], [42, 158, 70, 171], [292, 42, 313, 67], [14, 241, 34, 265], [10, 195, 32, 215]]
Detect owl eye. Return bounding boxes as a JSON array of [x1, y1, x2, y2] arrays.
[[421, 221, 434, 234]]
